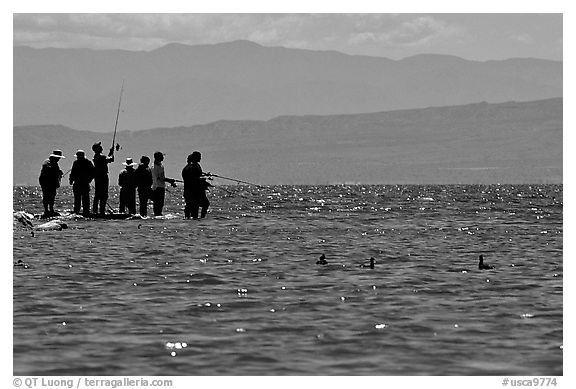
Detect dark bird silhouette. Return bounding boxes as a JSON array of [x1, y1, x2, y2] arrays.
[[478, 255, 494, 270], [316, 254, 328, 265], [14, 260, 30, 269], [360, 257, 376, 269]]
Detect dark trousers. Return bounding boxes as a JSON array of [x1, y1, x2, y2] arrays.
[[93, 177, 109, 214], [138, 188, 151, 217], [73, 183, 91, 215], [152, 187, 165, 216], [41, 186, 57, 212], [184, 189, 210, 219], [119, 187, 137, 215]]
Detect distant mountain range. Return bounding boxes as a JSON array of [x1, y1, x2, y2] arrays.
[[14, 98, 562, 186], [14, 40, 562, 132]]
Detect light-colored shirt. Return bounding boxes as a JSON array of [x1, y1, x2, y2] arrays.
[[151, 163, 166, 190]]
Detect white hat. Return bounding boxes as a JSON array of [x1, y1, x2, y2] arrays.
[[75, 149, 85, 157], [122, 157, 138, 167], [49, 150, 65, 159]]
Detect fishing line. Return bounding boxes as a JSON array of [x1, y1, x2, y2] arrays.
[[106, 200, 116, 214], [209, 173, 261, 187], [208, 174, 269, 206], [89, 183, 117, 214], [172, 178, 239, 197], [168, 180, 264, 207]]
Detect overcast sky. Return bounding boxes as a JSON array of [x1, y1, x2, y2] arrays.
[[13, 13, 562, 61]]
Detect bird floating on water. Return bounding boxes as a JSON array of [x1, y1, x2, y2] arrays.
[[316, 254, 328, 265], [14, 260, 30, 269], [360, 257, 376, 269], [478, 255, 494, 270]]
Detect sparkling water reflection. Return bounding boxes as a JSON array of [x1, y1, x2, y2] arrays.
[[13, 185, 562, 375]]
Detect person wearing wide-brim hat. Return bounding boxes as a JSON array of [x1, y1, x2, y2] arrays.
[[69, 149, 95, 216], [118, 157, 138, 215], [39, 150, 66, 217], [92, 141, 115, 215]]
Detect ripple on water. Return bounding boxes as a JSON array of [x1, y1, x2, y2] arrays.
[[13, 184, 563, 375]]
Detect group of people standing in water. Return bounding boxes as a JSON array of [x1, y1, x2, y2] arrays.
[[38, 142, 212, 219]]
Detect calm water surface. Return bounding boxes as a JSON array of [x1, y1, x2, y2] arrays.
[[13, 185, 563, 375]]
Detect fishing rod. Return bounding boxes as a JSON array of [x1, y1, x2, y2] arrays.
[[208, 174, 261, 187], [170, 179, 236, 196], [61, 82, 123, 181], [171, 177, 211, 185], [101, 80, 124, 214], [111, 80, 125, 155], [106, 201, 116, 214], [169, 180, 264, 206]]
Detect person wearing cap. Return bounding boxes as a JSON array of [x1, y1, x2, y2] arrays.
[[118, 157, 138, 215], [38, 150, 65, 217], [134, 156, 153, 217], [181, 151, 212, 219], [151, 151, 177, 216], [92, 141, 115, 215], [69, 149, 95, 215]]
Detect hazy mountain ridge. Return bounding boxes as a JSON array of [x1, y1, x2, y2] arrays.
[[14, 40, 562, 132], [14, 98, 562, 186]]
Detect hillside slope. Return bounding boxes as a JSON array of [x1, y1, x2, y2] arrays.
[[13, 98, 562, 185]]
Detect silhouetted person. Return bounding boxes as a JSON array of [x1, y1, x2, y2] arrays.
[[39, 149, 65, 217], [119, 158, 138, 214], [181, 151, 212, 219], [316, 254, 328, 265], [151, 151, 176, 216], [92, 141, 114, 215], [360, 257, 376, 269], [478, 255, 494, 270], [135, 155, 153, 217], [69, 149, 95, 215]]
